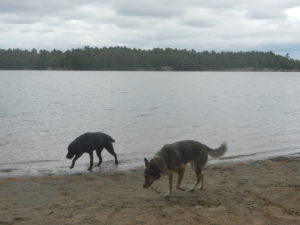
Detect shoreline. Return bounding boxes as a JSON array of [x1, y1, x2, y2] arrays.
[[1, 152, 299, 179], [2, 69, 300, 72], [0, 156, 299, 225]]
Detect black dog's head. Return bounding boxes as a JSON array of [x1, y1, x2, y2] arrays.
[[143, 158, 161, 188], [66, 141, 78, 159]]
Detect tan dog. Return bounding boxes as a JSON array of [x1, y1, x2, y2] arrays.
[[143, 140, 227, 198]]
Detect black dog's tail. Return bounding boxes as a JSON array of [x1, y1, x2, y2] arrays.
[[109, 136, 115, 143], [207, 141, 227, 158]]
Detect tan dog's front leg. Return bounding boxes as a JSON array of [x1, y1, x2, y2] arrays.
[[165, 173, 173, 198]]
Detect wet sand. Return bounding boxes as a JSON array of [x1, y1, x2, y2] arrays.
[[0, 156, 299, 225]]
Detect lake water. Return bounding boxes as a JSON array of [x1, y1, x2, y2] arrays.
[[1, 71, 300, 177]]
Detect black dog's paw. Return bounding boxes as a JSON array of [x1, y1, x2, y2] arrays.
[[70, 166, 74, 169]]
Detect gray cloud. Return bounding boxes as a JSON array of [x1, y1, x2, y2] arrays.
[[114, 0, 183, 18], [0, 0, 300, 59], [180, 8, 221, 28]]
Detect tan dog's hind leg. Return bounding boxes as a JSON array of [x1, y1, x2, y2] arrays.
[[197, 172, 204, 190], [190, 164, 203, 192], [176, 167, 186, 191]]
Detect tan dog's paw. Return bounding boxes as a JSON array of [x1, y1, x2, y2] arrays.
[[176, 187, 185, 191], [164, 192, 171, 199]]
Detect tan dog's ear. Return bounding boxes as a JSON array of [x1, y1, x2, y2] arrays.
[[144, 158, 149, 166]]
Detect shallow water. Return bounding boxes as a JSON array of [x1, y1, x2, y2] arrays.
[[1, 71, 300, 177]]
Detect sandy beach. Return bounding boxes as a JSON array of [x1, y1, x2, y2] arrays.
[[0, 156, 299, 225]]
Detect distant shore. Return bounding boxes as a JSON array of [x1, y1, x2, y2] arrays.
[[0, 156, 299, 225], [1, 68, 300, 72], [1, 47, 300, 71]]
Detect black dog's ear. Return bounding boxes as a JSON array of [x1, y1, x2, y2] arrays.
[[144, 158, 149, 166]]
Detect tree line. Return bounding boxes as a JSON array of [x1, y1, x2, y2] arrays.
[[0, 46, 300, 71]]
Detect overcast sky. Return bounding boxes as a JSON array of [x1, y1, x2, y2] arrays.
[[1, 0, 300, 59]]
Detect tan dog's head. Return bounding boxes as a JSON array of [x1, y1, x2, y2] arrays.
[[143, 158, 161, 188]]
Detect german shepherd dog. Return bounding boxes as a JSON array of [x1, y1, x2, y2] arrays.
[[143, 140, 227, 198], [66, 132, 118, 171]]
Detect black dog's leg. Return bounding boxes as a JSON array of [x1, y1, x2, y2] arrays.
[[88, 152, 94, 171], [105, 142, 118, 165], [95, 148, 103, 167], [70, 154, 81, 169]]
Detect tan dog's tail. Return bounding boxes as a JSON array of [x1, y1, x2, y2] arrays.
[[208, 141, 227, 158]]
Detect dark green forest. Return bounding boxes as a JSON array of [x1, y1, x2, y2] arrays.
[[1, 46, 300, 71]]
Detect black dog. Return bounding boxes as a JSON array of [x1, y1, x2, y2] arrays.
[[66, 132, 118, 171]]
